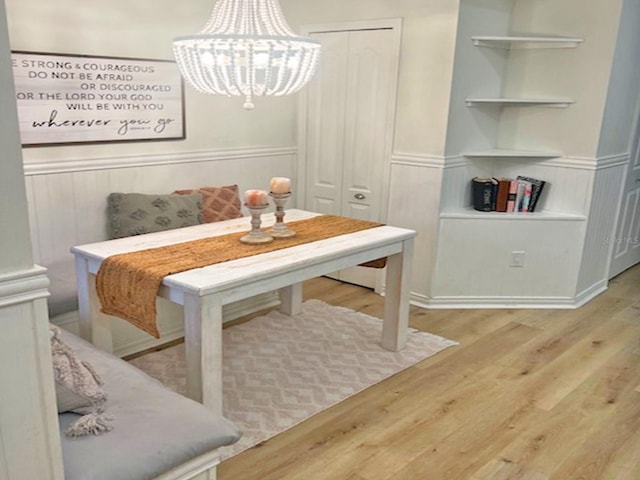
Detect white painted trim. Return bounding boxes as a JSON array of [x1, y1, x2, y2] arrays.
[[152, 451, 220, 480], [553, 154, 629, 170], [390, 153, 630, 171], [390, 153, 447, 168], [411, 292, 580, 309], [574, 279, 609, 308], [0, 265, 50, 307], [594, 153, 630, 169], [23, 146, 298, 176]]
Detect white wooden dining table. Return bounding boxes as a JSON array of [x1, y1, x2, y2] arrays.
[[71, 209, 416, 415]]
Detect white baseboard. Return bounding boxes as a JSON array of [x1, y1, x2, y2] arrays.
[[50, 291, 281, 358], [574, 279, 609, 308], [410, 292, 582, 309]]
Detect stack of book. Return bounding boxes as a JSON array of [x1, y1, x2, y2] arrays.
[[471, 176, 547, 213]]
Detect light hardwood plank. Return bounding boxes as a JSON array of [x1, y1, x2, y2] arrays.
[[219, 264, 640, 480]]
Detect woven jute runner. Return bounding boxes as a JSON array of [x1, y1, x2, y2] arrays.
[[96, 215, 387, 338]]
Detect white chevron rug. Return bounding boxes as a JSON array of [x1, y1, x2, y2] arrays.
[[129, 299, 458, 460]]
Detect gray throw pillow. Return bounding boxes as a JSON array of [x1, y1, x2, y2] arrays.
[[107, 192, 203, 239]]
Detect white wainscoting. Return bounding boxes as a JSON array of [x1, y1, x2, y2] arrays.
[[387, 153, 445, 300], [387, 152, 623, 309], [25, 146, 296, 356], [576, 154, 629, 301]]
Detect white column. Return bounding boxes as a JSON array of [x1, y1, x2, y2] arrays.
[[0, 0, 64, 478]]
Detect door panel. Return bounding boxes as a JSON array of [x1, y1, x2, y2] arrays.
[[342, 29, 396, 223], [610, 103, 640, 278], [303, 24, 400, 289], [305, 32, 349, 213]]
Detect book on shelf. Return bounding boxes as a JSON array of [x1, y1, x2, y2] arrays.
[[516, 175, 546, 212], [506, 180, 518, 212], [514, 180, 527, 212], [471, 177, 497, 211], [470, 175, 548, 213], [494, 178, 511, 212]]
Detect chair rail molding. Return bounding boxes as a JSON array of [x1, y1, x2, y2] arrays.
[[23, 145, 299, 176], [0, 265, 49, 307], [390, 152, 447, 168]]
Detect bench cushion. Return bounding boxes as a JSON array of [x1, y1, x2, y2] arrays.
[[58, 330, 241, 480]]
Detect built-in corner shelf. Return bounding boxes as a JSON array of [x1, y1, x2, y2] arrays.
[[440, 208, 586, 222], [463, 149, 561, 159], [465, 97, 574, 107], [471, 35, 584, 49]]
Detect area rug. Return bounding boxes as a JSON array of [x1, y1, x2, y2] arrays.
[[128, 299, 458, 460]]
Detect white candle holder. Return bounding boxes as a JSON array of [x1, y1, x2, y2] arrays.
[[269, 192, 296, 238], [240, 204, 274, 244]]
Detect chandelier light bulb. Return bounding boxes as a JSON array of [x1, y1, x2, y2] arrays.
[[173, 0, 321, 110]]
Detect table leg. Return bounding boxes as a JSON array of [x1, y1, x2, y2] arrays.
[[279, 282, 303, 316], [184, 292, 224, 415], [75, 256, 114, 353], [381, 238, 414, 351]]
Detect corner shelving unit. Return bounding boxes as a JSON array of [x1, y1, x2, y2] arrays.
[[461, 32, 583, 164], [463, 149, 561, 159], [449, 31, 585, 217], [471, 35, 584, 48], [440, 208, 586, 221], [465, 97, 574, 107]]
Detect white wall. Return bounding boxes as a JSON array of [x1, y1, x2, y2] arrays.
[[0, 3, 32, 273], [4, 0, 296, 165], [596, 0, 640, 159], [578, 0, 640, 294], [0, 0, 63, 477], [444, 0, 513, 157], [501, 0, 624, 157], [280, 0, 459, 157]]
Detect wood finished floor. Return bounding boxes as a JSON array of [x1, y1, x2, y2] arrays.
[[219, 264, 640, 480]]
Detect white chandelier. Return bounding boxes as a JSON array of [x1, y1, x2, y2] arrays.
[[173, 0, 321, 110]]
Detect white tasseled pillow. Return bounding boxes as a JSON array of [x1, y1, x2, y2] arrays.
[[49, 324, 113, 437]]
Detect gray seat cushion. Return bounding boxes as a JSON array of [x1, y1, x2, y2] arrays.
[[58, 330, 241, 480]]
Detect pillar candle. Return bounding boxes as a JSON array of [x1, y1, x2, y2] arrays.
[[270, 177, 292, 194], [244, 189, 269, 206]]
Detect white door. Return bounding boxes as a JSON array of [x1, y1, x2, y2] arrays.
[[302, 21, 401, 289], [609, 108, 640, 278]]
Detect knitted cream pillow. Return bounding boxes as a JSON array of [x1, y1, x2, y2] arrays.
[[49, 325, 112, 437]]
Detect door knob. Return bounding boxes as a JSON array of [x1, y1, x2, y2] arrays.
[[354, 193, 366, 200]]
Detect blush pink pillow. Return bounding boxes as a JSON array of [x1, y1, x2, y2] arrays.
[[173, 185, 243, 223]]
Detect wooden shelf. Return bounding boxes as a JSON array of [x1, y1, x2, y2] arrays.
[[471, 35, 584, 48], [463, 149, 561, 159], [440, 208, 586, 221], [465, 97, 574, 107]]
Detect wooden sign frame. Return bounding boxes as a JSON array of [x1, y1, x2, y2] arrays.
[[11, 51, 186, 147]]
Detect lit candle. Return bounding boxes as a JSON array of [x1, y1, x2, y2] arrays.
[[270, 177, 292, 194], [244, 189, 269, 207]]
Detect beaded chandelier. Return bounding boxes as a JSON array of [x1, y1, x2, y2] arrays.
[[173, 0, 321, 110]]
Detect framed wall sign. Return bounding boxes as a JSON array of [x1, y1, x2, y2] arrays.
[[11, 51, 185, 146]]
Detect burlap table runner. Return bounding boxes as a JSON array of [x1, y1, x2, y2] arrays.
[[96, 215, 387, 338]]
